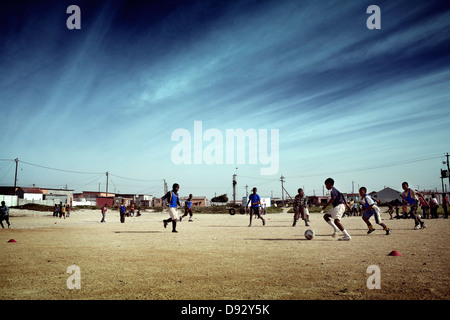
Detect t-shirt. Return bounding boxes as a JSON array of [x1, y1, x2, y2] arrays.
[[249, 194, 261, 207], [294, 194, 307, 208], [361, 195, 377, 209], [330, 187, 344, 207], [0, 205, 9, 217], [186, 200, 192, 208], [430, 198, 439, 208]]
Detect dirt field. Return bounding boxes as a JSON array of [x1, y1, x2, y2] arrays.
[[0, 208, 449, 300]]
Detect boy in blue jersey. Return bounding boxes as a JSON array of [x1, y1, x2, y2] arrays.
[[359, 187, 390, 235], [119, 200, 126, 223], [180, 194, 193, 222], [322, 178, 351, 240], [400, 182, 426, 230], [161, 183, 181, 233], [247, 187, 265, 227]]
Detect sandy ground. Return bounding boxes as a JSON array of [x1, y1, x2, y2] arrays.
[[0, 208, 449, 300]]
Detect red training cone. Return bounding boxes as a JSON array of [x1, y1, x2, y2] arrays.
[[388, 250, 402, 256], [8, 239, 16, 243]]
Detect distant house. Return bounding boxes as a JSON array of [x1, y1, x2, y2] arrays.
[[73, 191, 115, 207], [307, 196, 329, 206], [96, 197, 114, 208], [16, 187, 44, 201], [135, 194, 153, 207], [153, 198, 163, 207], [190, 196, 207, 207], [179, 196, 207, 207], [369, 187, 402, 203], [74, 191, 115, 201], [41, 187, 74, 205]]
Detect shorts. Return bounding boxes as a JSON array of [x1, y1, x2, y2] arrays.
[[250, 206, 261, 217], [326, 204, 345, 220], [363, 206, 382, 224], [168, 207, 179, 220]]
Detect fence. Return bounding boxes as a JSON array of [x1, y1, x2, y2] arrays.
[[0, 195, 18, 207]]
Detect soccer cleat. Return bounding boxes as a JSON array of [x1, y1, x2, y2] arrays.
[[332, 230, 339, 238], [367, 228, 375, 234], [338, 235, 351, 241], [163, 221, 168, 228], [385, 228, 391, 235], [420, 222, 427, 229]]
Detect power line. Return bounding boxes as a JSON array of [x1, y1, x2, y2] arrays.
[[108, 173, 162, 182], [20, 160, 104, 175], [286, 154, 444, 180]]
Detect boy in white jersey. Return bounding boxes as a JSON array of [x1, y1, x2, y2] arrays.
[[359, 187, 390, 235]]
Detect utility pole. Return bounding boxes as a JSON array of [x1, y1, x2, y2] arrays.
[[280, 175, 285, 206], [163, 179, 168, 194], [446, 153, 450, 192], [232, 174, 237, 204], [106, 171, 109, 196], [13, 158, 18, 195]]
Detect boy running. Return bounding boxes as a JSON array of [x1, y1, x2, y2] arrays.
[[180, 194, 193, 222], [359, 187, 390, 235], [161, 183, 181, 233], [247, 187, 265, 227], [400, 182, 426, 229], [0, 201, 11, 229], [322, 178, 351, 241]]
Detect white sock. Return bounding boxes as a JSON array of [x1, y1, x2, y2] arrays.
[[327, 220, 338, 232], [342, 229, 350, 237]]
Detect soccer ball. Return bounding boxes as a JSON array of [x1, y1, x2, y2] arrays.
[[304, 229, 315, 240]]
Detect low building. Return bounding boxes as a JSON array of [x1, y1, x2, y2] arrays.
[[179, 196, 207, 207], [135, 194, 154, 207], [16, 187, 44, 201], [96, 197, 114, 208], [41, 188, 74, 205]]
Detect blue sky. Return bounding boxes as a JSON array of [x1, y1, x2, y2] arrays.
[[1, 0, 449, 199]]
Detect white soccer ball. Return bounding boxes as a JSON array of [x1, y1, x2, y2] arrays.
[[304, 229, 315, 240]]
